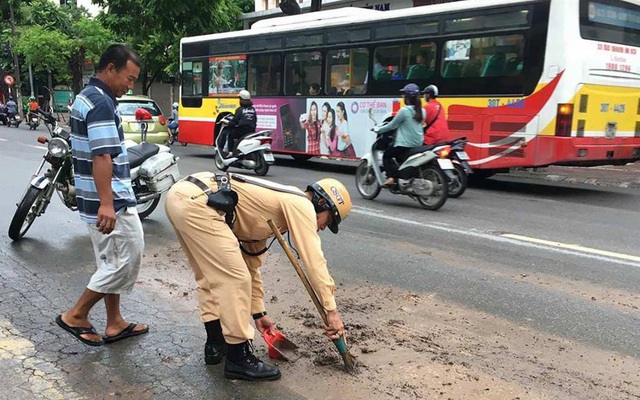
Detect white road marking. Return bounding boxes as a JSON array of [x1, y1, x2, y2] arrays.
[[0, 138, 7, 141], [26, 145, 46, 150], [501, 233, 640, 263], [351, 206, 640, 268]]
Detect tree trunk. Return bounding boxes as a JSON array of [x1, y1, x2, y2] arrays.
[[141, 71, 149, 96], [69, 47, 86, 95]]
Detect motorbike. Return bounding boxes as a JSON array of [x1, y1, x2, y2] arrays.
[[433, 137, 473, 198], [167, 118, 187, 146], [7, 112, 22, 128], [355, 124, 455, 210], [27, 112, 40, 130], [213, 115, 274, 176], [8, 108, 180, 241]]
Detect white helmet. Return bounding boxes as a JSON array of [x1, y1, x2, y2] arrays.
[[172, 102, 179, 109], [239, 90, 251, 100], [422, 84, 439, 97]]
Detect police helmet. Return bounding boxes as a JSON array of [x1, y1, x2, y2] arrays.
[[307, 178, 352, 234]]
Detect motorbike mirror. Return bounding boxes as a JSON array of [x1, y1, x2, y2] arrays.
[[37, 136, 48, 144], [135, 108, 153, 121]]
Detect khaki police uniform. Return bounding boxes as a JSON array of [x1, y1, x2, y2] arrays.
[[164, 172, 337, 344]]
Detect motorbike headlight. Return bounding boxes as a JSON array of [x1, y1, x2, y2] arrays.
[[48, 137, 69, 158]]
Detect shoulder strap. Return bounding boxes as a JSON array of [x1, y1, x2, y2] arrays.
[[424, 104, 441, 131]]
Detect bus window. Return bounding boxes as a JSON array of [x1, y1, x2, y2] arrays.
[[248, 54, 282, 96], [441, 35, 525, 78], [284, 51, 322, 96], [208, 55, 247, 95], [325, 48, 369, 96], [182, 60, 203, 96], [373, 42, 436, 82]]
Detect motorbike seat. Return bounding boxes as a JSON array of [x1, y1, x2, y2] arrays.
[[127, 142, 160, 168], [404, 144, 438, 158]]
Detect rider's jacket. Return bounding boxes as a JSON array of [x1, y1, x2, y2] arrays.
[[229, 105, 257, 132]]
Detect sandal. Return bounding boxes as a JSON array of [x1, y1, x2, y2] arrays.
[[55, 315, 103, 347], [103, 323, 149, 344]]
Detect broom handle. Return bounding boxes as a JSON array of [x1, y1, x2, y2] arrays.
[[267, 219, 328, 325]]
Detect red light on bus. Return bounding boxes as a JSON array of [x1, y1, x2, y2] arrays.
[[555, 103, 574, 137]]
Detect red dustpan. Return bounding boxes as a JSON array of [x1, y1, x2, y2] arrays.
[[262, 327, 300, 362]]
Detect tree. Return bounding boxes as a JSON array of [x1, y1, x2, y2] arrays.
[[94, 0, 250, 95]]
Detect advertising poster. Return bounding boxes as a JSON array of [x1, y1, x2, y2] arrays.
[[253, 97, 394, 158]]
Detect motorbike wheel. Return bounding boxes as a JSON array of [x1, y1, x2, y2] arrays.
[[355, 160, 381, 200], [447, 164, 468, 199], [137, 196, 160, 220], [8, 186, 47, 241], [214, 151, 229, 172], [416, 165, 448, 211], [254, 153, 270, 176]]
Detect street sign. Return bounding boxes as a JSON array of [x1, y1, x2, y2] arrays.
[[3, 74, 15, 87]]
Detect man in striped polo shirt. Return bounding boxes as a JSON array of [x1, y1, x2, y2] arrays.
[[55, 44, 148, 346]]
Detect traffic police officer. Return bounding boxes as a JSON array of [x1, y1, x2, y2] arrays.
[[164, 172, 352, 381]]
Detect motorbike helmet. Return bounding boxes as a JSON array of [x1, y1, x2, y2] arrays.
[[239, 90, 251, 100], [29, 96, 35, 101], [307, 178, 352, 234], [172, 102, 179, 109], [399, 83, 421, 96], [422, 84, 439, 97]]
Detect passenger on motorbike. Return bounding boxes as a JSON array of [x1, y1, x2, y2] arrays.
[[225, 90, 257, 158], [168, 102, 179, 131], [422, 84, 450, 145], [28, 96, 39, 122], [374, 83, 425, 187]]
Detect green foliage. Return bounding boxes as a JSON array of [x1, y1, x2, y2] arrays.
[[14, 26, 72, 73]]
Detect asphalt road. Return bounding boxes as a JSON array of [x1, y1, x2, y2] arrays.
[[1, 124, 638, 398]]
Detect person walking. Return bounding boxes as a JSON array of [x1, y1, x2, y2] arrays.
[[164, 172, 352, 381], [56, 44, 148, 346]]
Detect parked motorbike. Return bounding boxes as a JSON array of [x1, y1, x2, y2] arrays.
[[355, 124, 455, 210], [7, 113, 22, 128], [432, 137, 473, 198], [27, 112, 40, 130], [213, 115, 274, 176], [8, 108, 180, 241]]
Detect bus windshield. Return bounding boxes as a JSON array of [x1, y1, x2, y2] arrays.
[[580, 0, 640, 47]]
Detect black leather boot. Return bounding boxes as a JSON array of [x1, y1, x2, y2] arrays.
[[205, 342, 227, 365], [204, 319, 227, 365], [224, 341, 281, 381]]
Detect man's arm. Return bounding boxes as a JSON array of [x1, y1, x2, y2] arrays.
[[93, 154, 116, 234]]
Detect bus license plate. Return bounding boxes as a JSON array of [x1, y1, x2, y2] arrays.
[[263, 152, 274, 162], [456, 151, 470, 160], [437, 158, 454, 169]]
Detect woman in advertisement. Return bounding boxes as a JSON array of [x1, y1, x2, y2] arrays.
[[335, 102, 356, 157], [324, 108, 340, 156], [300, 101, 321, 154], [320, 102, 332, 155]]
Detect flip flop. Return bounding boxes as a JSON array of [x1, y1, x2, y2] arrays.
[[55, 315, 104, 347], [103, 323, 149, 344]]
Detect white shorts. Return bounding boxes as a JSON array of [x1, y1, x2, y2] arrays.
[[86, 207, 144, 294]]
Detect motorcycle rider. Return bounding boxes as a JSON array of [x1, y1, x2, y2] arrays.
[[168, 102, 179, 133], [225, 90, 257, 158], [422, 84, 450, 145], [374, 83, 425, 187], [6, 96, 18, 122], [28, 96, 39, 124], [164, 173, 351, 381]]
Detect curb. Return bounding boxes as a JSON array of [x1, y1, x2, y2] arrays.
[[506, 170, 640, 189]]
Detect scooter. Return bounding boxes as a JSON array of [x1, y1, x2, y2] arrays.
[[27, 112, 40, 130], [355, 124, 455, 210], [7, 113, 22, 128], [213, 116, 274, 176], [432, 137, 473, 198]]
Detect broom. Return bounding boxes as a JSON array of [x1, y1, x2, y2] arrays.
[[267, 219, 358, 374]]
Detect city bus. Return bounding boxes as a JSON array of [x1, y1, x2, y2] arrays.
[[178, 0, 640, 174]]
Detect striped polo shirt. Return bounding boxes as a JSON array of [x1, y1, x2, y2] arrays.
[[70, 77, 136, 224]]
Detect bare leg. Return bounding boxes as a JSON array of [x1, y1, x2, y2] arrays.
[[60, 288, 104, 344], [104, 294, 147, 338]]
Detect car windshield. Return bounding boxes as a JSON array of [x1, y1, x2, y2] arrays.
[[117, 101, 162, 117]]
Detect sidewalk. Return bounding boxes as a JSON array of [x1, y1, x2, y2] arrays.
[[507, 162, 640, 188]]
